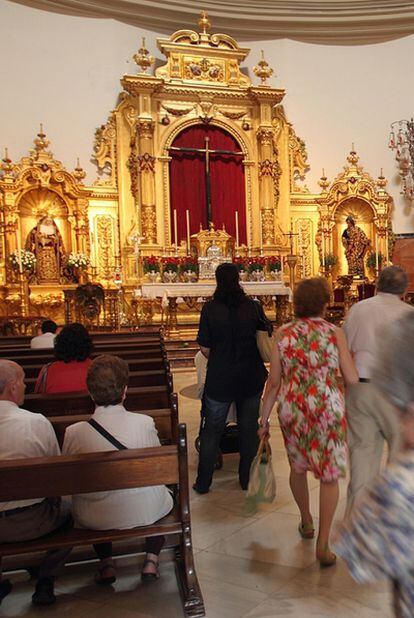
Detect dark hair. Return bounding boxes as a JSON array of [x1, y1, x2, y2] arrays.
[[377, 265, 408, 296], [54, 323, 93, 363], [213, 263, 246, 306], [346, 216, 355, 225], [87, 355, 129, 407], [294, 277, 331, 318], [41, 320, 58, 334]]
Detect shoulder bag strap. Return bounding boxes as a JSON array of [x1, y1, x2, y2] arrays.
[[35, 362, 52, 394], [88, 418, 127, 450]]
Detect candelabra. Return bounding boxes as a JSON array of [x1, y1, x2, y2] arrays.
[[388, 119, 414, 199]]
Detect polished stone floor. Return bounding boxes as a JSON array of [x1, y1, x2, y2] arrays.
[[2, 371, 393, 617]]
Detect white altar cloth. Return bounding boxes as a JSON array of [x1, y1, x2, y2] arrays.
[[140, 281, 291, 307]]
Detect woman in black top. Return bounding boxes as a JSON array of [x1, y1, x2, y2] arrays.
[[194, 262, 271, 493]]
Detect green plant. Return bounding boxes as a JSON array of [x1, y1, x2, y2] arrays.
[[324, 253, 338, 268], [179, 257, 198, 273], [366, 251, 384, 269]]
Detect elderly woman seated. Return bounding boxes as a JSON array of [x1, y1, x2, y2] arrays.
[[63, 354, 173, 584], [35, 323, 93, 393], [335, 312, 414, 617]]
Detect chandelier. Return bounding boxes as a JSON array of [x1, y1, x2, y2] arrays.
[[388, 119, 414, 199]]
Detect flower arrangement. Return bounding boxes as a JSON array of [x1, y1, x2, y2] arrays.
[[232, 257, 248, 272], [9, 249, 36, 272], [247, 256, 266, 273], [161, 256, 180, 273], [267, 256, 282, 272], [366, 251, 384, 270], [143, 256, 160, 273], [67, 252, 90, 270], [324, 253, 338, 268], [179, 257, 198, 274]]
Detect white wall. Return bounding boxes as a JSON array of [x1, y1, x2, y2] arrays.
[[1, 0, 413, 232]]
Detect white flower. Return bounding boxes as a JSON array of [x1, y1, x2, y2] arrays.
[[67, 252, 90, 269]]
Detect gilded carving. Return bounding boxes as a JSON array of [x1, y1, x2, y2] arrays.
[[92, 115, 116, 185], [297, 218, 312, 278], [262, 209, 275, 245], [96, 215, 114, 281], [137, 153, 156, 173], [126, 135, 139, 198], [142, 205, 157, 244], [162, 104, 195, 117], [257, 128, 274, 146], [218, 109, 246, 121], [136, 120, 155, 139], [259, 159, 280, 179], [184, 57, 224, 82], [289, 128, 310, 192]]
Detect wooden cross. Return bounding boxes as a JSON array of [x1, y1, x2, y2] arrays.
[[283, 220, 299, 255], [169, 136, 244, 226]]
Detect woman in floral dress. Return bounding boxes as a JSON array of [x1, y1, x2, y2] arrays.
[[259, 278, 358, 566]]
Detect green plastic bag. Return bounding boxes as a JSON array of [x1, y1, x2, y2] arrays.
[[244, 439, 276, 515]]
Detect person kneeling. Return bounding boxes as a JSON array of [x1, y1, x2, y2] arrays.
[[62, 354, 173, 583]]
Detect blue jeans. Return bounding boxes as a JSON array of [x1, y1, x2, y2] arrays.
[[195, 391, 261, 491]]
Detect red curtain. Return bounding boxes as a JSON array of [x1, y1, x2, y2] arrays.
[[169, 125, 247, 245]]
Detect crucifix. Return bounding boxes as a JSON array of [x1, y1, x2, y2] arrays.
[[283, 218, 299, 255], [169, 136, 244, 227]]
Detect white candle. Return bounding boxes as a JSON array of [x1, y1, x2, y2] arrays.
[[173, 209, 178, 249], [235, 211, 239, 249], [186, 209, 191, 255], [15, 227, 23, 273], [375, 235, 379, 271], [259, 214, 263, 255]]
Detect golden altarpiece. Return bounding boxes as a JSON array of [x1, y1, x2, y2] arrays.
[[0, 13, 393, 328]]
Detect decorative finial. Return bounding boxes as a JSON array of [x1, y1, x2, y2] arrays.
[[377, 168, 387, 189], [253, 50, 274, 86], [318, 169, 329, 191], [347, 146, 359, 165], [34, 124, 50, 152], [0, 148, 13, 176], [73, 157, 86, 182], [198, 10, 211, 35], [133, 37, 154, 74]]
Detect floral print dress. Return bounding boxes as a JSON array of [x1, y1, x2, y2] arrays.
[[277, 317, 347, 482]]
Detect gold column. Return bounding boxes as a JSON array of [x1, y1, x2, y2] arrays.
[[257, 127, 278, 247], [136, 119, 157, 245]]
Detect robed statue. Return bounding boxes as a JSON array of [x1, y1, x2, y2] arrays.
[[341, 216, 370, 278], [26, 216, 66, 283]]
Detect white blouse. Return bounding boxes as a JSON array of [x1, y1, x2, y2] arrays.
[[62, 405, 173, 530]]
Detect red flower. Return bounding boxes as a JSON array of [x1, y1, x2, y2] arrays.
[[310, 341, 319, 351], [308, 384, 318, 397], [310, 438, 319, 450]]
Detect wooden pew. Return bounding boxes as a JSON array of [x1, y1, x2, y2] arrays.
[[22, 357, 170, 379], [0, 330, 164, 350], [50, 397, 178, 447], [3, 344, 165, 364], [24, 368, 172, 394], [0, 423, 205, 618], [24, 384, 174, 419]]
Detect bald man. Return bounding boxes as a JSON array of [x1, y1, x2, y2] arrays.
[[0, 360, 70, 607]]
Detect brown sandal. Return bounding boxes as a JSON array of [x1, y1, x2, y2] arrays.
[[95, 563, 116, 585], [317, 545, 337, 568], [141, 558, 160, 581]]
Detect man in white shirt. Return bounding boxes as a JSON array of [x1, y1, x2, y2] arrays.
[[30, 320, 58, 349], [63, 354, 173, 584], [343, 266, 414, 512], [0, 360, 70, 607]]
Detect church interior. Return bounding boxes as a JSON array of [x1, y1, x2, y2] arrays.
[[1, 1, 414, 616]]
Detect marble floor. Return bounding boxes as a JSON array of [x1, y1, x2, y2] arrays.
[[1, 371, 393, 618]]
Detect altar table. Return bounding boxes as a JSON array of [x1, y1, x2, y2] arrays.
[[140, 281, 292, 335]]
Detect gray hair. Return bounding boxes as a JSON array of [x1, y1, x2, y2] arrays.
[[372, 312, 414, 411], [377, 266, 408, 296], [0, 360, 21, 394]]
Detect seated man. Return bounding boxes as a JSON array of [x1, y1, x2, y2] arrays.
[[62, 354, 173, 584], [0, 360, 70, 607], [30, 320, 58, 349]]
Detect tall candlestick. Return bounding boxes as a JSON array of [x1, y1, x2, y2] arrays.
[[173, 209, 178, 255], [235, 211, 239, 249], [15, 226, 23, 274], [385, 227, 389, 263], [322, 233, 326, 267], [375, 235, 379, 272], [186, 209, 191, 255]]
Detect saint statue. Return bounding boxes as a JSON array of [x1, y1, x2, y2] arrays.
[[341, 216, 370, 278], [26, 216, 65, 283]]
